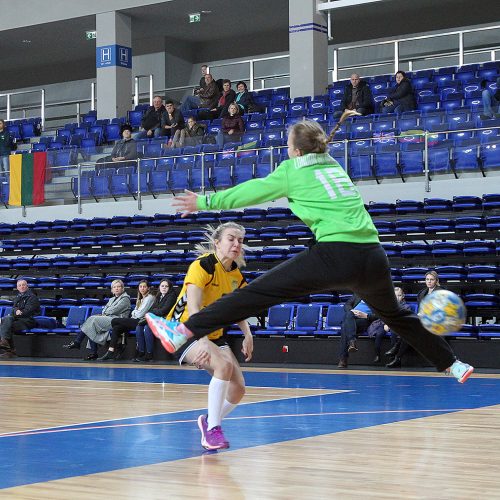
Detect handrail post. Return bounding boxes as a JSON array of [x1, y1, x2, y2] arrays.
[[201, 152, 205, 194], [77, 162, 82, 214], [343, 138, 348, 172], [134, 76, 139, 108], [76, 102, 81, 124], [249, 61, 254, 92], [137, 158, 142, 210], [149, 74, 154, 105], [424, 131, 430, 193], [90, 82, 96, 111], [6, 94, 11, 121], [40, 89, 45, 129], [394, 41, 399, 74], [332, 48, 338, 83], [269, 145, 274, 171], [458, 32, 464, 67]]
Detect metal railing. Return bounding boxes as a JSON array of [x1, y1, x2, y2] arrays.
[[331, 24, 500, 81], [1, 120, 499, 216]]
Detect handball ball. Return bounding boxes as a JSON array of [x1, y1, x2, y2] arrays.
[[418, 290, 466, 335]]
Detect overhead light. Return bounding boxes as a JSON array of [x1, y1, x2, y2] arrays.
[[22, 39, 31, 44]]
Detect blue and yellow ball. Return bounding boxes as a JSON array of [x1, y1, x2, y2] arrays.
[[418, 290, 466, 335]]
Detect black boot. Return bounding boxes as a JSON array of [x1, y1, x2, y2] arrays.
[[133, 350, 145, 362], [386, 357, 402, 368], [144, 352, 153, 361], [385, 345, 399, 357], [63, 341, 81, 350], [84, 352, 98, 361], [97, 350, 116, 361]]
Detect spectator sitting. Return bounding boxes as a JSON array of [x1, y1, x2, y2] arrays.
[[134, 279, 178, 362], [97, 124, 137, 169], [198, 79, 236, 120], [335, 73, 374, 118], [171, 116, 206, 148], [368, 287, 411, 363], [0, 118, 16, 174], [98, 280, 155, 361], [381, 71, 416, 114], [181, 73, 221, 115], [337, 293, 378, 369], [135, 96, 166, 139], [160, 100, 185, 142], [386, 271, 444, 368], [63, 279, 131, 360], [234, 81, 260, 114], [0, 279, 40, 359], [216, 103, 244, 147], [481, 77, 500, 119]]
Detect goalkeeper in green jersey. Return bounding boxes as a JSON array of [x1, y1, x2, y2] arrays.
[[146, 120, 473, 384]]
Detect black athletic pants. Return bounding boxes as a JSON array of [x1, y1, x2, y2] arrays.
[[184, 242, 456, 371]]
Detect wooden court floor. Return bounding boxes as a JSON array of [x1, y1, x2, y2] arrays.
[[1, 361, 499, 499]]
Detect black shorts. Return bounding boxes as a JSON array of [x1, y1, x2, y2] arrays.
[[176, 335, 230, 365]]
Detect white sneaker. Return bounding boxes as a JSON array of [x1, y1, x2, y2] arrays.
[[448, 360, 474, 383]]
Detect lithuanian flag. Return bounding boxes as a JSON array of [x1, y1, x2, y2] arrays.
[[8, 152, 47, 206]]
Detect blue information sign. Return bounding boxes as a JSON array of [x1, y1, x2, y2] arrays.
[[96, 45, 132, 68]]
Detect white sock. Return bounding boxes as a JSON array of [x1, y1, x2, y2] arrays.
[[220, 400, 237, 420], [207, 377, 229, 430]]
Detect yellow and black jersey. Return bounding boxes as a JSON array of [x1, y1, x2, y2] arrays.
[[167, 253, 246, 340]]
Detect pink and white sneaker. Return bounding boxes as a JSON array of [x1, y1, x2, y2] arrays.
[[145, 313, 189, 353], [197, 415, 229, 450]]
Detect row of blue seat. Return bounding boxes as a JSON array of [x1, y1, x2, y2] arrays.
[[233, 303, 500, 338], [0, 195, 499, 234], [3, 218, 500, 252]]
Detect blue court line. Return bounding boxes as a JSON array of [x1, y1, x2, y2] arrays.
[[1, 365, 500, 489]]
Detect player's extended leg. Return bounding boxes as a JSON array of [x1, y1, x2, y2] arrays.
[[353, 245, 473, 381], [146, 243, 358, 352]]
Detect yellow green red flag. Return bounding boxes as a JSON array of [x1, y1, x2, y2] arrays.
[[8, 152, 46, 206]]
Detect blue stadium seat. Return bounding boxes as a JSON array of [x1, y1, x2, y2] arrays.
[[110, 174, 130, 198], [373, 153, 398, 177], [255, 304, 295, 335], [316, 304, 344, 335], [91, 176, 111, 199], [288, 304, 323, 335], [453, 145, 480, 172]]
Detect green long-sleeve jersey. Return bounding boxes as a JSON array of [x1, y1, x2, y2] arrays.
[[197, 152, 379, 244]]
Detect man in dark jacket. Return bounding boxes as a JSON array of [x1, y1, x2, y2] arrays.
[[136, 95, 166, 139], [96, 124, 137, 169], [0, 279, 41, 358], [337, 293, 378, 368], [181, 73, 221, 115], [160, 101, 185, 139], [339, 73, 374, 116]]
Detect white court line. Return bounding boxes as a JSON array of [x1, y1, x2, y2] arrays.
[[0, 379, 348, 438], [0, 408, 468, 439]]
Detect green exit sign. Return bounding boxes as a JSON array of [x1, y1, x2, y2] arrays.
[[86, 30, 96, 40], [189, 13, 201, 23]]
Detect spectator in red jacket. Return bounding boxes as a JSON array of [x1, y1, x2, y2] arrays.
[[216, 103, 244, 147]]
